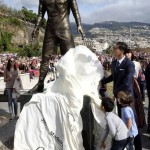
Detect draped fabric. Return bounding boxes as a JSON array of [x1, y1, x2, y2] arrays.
[[133, 77, 146, 128], [14, 45, 107, 150]]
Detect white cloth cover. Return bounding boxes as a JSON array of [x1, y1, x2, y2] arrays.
[[14, 45, 106, 150]]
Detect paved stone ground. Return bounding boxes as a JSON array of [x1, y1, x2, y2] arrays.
[[0, 103, 19, 150], [0, 95, 150, 150]]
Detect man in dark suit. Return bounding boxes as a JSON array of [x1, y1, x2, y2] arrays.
[[102, 42, 143, 150], [101, 42, 135, 116]]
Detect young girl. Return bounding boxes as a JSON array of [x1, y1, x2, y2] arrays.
[[117, 91, 138, 150]]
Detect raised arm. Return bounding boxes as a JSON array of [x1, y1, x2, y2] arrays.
[[70, 0, 85, 40], [32, 0, 47, 39]]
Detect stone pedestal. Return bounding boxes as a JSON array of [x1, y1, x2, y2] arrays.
[[0, 77, 5, 90], [81, 96, 94, 150], [0, 91, 31, 111]]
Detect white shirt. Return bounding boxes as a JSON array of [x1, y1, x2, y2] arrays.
[[118, 56, 125, 65], [133, 60, 141, 78], [101, 112, 129, 142]]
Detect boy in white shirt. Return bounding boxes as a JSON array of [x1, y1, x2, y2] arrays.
[[100, 97, 129, 150]]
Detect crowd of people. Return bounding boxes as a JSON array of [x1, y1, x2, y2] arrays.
[[0, 53, 60, 120], [0, 53, 60, 79], [0, 50, 149, 79]]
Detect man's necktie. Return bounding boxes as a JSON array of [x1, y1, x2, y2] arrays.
[[115, 61, 120, 73]]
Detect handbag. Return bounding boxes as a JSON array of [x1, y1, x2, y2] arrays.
[[12, 91, 20, 99], [12, 78, 21, 99]]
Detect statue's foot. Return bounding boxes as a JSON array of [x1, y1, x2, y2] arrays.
[[28, 82, 44, 93]]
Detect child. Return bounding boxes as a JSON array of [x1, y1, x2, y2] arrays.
[[117, 91, 138, 150], [100, 97, 129, 150]]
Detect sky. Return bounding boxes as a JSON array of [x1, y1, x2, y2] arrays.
[[3, 0, 150, 24]]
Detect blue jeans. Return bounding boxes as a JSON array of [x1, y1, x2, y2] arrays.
[[6, 89, 18, 116], [111, 138, 128, 150], [126, 137, 134, 150]]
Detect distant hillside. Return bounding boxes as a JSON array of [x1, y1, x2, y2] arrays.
[[91, 21, 150, 30], [0, 5, 150, 52], [1, 2, 148, 54], [71, 21, 150, 38]]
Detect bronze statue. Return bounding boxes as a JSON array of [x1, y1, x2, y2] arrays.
[[30, 0, 85, 92]]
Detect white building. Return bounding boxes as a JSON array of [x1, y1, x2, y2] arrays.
[[74, 37, 109, 52]]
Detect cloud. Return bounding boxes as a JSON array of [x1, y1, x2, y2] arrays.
[[21, 0, 38, 9], [79, 0, 103, 4], [79, 0, 150, 24], [4, 0, 150, 24], [6, 0, 38, 11]]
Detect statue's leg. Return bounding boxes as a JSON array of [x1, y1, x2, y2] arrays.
[[39, 35, 57, 81], [29, 29, 57, 93], [57, 29, 75, 54]]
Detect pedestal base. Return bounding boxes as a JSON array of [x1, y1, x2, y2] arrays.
[[81, 96, 95, 150]]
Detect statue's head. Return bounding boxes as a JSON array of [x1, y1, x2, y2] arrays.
[[51, 45, 104, 107]]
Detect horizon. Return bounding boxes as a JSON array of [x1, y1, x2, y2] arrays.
[[72, 21, 150, 25], [3, 0, 150, 24]]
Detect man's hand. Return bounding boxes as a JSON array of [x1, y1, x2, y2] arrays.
[[77, 25, 85, 40]]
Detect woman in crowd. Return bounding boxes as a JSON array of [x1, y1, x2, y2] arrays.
[[137, 61, 146, 104], [126, 51, 146, 128], [126, 51, 145, 150], [4, 58, 20, 120], [145, 61, 150, 133]]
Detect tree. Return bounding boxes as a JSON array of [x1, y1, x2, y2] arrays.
[[18, 42, 42, 57], [21, 8, 37, 24]]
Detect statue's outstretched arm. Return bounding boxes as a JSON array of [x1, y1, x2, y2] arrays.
[[70, 0, 85, 40], [32, 0, 46, 39]]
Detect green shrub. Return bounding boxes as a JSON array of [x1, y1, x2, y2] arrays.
[[8, 17, 23, 28]]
